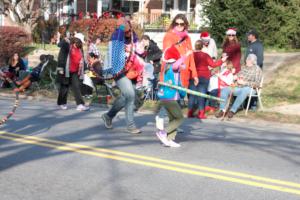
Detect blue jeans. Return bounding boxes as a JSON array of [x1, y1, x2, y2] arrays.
[[107, 76, 136, 128], [188, 77, 209, 110], [220, 86, 251, 113], [207, 89, 219, 108]]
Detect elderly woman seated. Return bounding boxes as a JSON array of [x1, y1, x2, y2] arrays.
[[215, 54, 262, 119]]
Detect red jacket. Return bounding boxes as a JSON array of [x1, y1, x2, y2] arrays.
[[193, 51, 222, 79], [222, 42, 241, 74]]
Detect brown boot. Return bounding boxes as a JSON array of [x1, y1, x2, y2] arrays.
[[197, 110, 207, 119], [187, 109, 194, 118], [215, 110, 225, 118], [227, 111, 235, 118]]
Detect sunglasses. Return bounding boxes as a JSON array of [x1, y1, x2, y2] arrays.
[[227, 34, 236, 37], [175, 22, 185, 27]]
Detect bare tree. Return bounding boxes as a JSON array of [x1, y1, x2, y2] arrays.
[[2, 0, 50, 32]]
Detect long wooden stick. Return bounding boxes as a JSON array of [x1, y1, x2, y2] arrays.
[[158, 82, 225, 102]]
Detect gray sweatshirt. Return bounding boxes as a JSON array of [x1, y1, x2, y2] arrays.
[[245, 40, 264, 69]]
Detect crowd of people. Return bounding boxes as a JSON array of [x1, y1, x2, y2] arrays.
[[0, 13, 264, 148]]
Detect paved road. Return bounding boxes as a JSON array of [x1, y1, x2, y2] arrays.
[[1, 98, 300, 200]]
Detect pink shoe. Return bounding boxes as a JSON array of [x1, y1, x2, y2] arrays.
[[156, 130, 169, 146]]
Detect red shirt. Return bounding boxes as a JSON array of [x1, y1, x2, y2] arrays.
[[222, 42, 241, 74], [69, 46, 82, 73], [193, 51, 222, 79]]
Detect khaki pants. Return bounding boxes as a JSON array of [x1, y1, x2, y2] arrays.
[[158, 101, 184, 140]]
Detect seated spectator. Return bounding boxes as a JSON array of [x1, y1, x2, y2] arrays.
[[207, 60, 235, 111], [7, 53, 26, 81], [14, 54, 49, 92], [215, 54, 262, 119]]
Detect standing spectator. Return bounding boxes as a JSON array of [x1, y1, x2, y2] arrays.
[[222, 28, 241, 73], [85, 12, 91, 19], [162, 14, 198, 89], [215, 54, 262, 119], [56, 32, 89, 111], [92, 12, 98, 19], [101, 17, 142, 134], [245, 29, 264, 110], [78, 11, 83, 20], [139, 35, 162, 76], [245, 29, 264, 69], [200, 31, 218, 60], [188, 40, 227, 119], [81, 35, 102, 97], [88, 35, 101, 60]]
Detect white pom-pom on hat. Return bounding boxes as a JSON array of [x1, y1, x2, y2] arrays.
[[226, 28, 237, 35]]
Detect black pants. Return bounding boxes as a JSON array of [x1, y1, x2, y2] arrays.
[[57, 73, 85, 106]]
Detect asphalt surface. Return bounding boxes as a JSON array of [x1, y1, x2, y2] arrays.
[[0, 97, 300, 200]]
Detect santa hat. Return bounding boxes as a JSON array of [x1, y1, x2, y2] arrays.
[[163, 45, 180, 63], [226, 28, 237, 35], [200, 31, 210, 41]]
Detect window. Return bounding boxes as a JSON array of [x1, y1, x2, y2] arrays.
[[178, 0, 187, 11], [0, 14, 3, 26], [102, 0, 110, 12], [164, 0, 174, 12]]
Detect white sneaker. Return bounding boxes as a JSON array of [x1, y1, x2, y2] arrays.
[[168, 140, 181, 148], [76, 104, 90, 111], [60, 105, 68, 110]]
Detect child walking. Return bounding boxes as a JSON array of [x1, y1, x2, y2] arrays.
[[155, 45, 192, 148]]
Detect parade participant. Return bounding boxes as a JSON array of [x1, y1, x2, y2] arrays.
[[162, 14, 198, 89], [56, 32, 89, 111], [101, 17, 142, 134], [155, 45, 192, 148], [222, 28, 241, 73]]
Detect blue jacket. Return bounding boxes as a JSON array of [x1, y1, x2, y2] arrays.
[[157, 64, 186, 100]]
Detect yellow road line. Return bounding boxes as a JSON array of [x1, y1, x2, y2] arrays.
[[0, 132, 300, 196], [1, 131, 299, 189]]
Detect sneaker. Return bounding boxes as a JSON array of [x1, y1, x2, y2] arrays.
[[227, 111, 235, 118], [101, 113, 113, 129], [156, 130, 170, 146], [59, 105, 68, 110], [127, 127, 142, 134], [215, 110, 225, 118], [168, 140, 181, 148], [177, 128, 184, 133], [76, 104, 90, 111]]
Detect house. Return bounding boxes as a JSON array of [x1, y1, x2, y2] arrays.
[[47, 0, 204, 28]]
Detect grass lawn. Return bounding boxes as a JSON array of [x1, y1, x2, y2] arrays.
[[262, 57, 300, 108]]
